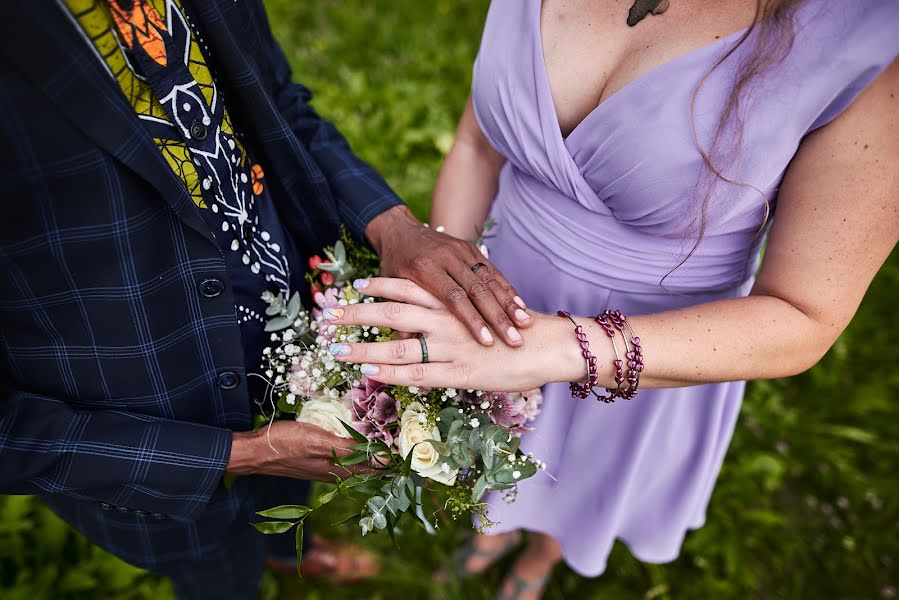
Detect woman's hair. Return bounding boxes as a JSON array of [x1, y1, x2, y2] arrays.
[[665, 0, 805, 285]]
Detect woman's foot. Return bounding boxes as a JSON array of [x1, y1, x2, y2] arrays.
[[494, 533, 562, 600], [436, 530, 523, 582]]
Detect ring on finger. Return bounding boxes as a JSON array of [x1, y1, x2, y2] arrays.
[[470, 262, 487, 273], [416, 333, 429, 364]]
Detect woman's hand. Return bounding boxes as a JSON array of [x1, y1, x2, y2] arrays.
[[322, 278, 586, 391]]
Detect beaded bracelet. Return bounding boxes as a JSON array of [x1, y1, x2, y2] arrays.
[[599, 309, 644, 400], [593, 312, 625, 403], [557, 311, 598, 398]]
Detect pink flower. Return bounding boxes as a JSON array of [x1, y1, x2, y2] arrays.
[[346, 376, 399, 446], [487, 392, 528, 430], [312, 288, 342, 338], [320, 272, 335, 286], [519, 388, 543, 423]]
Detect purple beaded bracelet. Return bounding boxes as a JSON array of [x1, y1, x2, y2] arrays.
[[558, 311, 598, 399], [599, 310, 644, 400]]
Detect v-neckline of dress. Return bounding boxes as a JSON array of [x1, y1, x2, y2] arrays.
[[533, 0, 752, 146]]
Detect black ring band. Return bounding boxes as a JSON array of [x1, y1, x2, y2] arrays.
[[417, 334, 429, 364], [471, 262, 487, 273]]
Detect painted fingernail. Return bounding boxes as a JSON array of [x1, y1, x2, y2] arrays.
[[323, 307, 344, 320], [514, 308, 531, 323], [480, 327, 494, 345], [514, 296, 527, 310], [329, 343, 350, 357], [353, 278, 369, 290], [361, 364, 380, 376], [507, 327, 522, 343]]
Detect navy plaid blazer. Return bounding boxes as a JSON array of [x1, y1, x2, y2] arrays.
[[0, 0, 401, 568]]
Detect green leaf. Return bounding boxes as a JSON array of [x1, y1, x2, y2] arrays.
[[336, 451, 371, 466], [264, 316, 293, 332], [316, 488, 339, 507], [251, 520, 297, 535], [426, 439, 451, 455], [295, 524, 304, 577], [360, 516, 374, 536], [385, 512, 399, 549], [332, 511, 363, 526], [286, 292, 302, 320], [256, 505, 312, 520], [340, 420, 369, 443], [471, 473, 489, 503]]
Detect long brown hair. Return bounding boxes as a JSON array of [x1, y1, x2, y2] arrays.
[[665, 0, 805, 285]]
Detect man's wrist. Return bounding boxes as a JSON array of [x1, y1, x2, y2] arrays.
[[226, 430, 264, 475], [364, 205, 421, 254]]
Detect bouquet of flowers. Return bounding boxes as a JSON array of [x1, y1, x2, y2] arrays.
[[252, 231, 543, 564]]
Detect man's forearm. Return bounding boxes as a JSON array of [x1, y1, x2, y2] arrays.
[[365, 205, 423, 255], [225, 430, 264, 475]]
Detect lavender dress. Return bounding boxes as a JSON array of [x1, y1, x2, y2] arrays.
[[473, 0, 898, 576]]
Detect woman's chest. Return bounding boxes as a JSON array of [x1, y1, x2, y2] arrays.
[[539, 0, 758, 137]]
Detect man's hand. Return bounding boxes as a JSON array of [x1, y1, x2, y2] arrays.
[[226, 421, 377, 481], [365, 205, 532, 347]]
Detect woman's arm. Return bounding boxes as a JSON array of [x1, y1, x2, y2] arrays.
[[429, 96, 506, 240], [326, 60, 898, 393]]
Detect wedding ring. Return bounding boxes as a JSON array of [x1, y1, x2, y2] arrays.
[[470, 262, 487, 273], [417, 333, 429, 364]]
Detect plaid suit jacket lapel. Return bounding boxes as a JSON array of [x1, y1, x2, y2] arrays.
[[0, 2, 217, 246]]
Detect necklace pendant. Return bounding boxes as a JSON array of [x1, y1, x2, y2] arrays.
[[627, 0, 670, 27]]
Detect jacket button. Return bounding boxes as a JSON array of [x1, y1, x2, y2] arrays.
[[116, 505, 131, 513], [99, 502, 113, 511], [151, 512, 168, 520], [133, 509, 149, 517], [189, 121, 208, 140], [200, 278, 224, 297], [216, 371, 239, 389]]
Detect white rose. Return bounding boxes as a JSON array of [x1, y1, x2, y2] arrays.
[[296, 398, 353, 438], [397, 402, 457, 486]]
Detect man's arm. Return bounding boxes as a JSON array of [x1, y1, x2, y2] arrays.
[[248, 2, 533, 346], [0, 386, 374, 519], [0, 387, 231, 521]]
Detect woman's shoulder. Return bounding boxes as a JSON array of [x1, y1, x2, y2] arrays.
[[789, 0, 898, 133]]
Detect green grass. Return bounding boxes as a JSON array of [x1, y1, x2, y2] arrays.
[[2, 1, 897, 598]]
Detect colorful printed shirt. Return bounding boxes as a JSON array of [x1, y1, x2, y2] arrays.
[[62, 0, 306, 380]]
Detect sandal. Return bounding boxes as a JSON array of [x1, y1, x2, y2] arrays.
[[495, 571, 551, 600], [439, 531, 523, 582]]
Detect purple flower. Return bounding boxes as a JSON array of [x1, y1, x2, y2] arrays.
[[346, 376, 399, 446], [463, 389, 543, 433]]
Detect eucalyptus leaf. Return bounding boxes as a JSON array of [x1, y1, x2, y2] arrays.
[[366, 496, 386, 513], [264, 316, 293, 332], [360, 516, 373, 536], [471, 474, 489, 503], [372, 511, 388, 530], [286, 292, 302, 320], [427, 440, 451, 456]]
